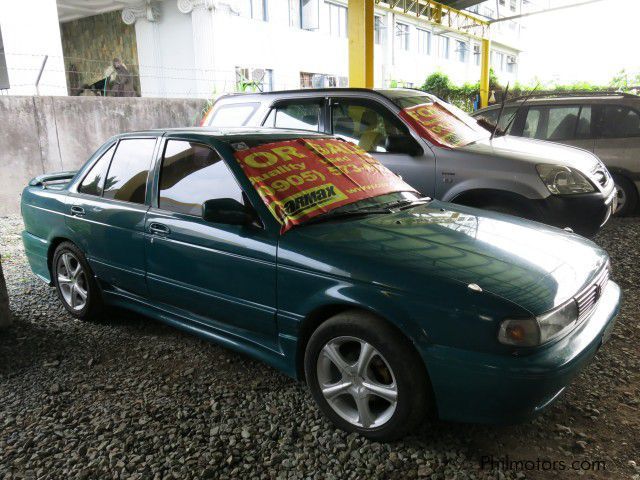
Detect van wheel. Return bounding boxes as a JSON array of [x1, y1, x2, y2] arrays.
[[52, 242, 103, 321], [304, 310, 431, 441], [612, 174, 638, 216]]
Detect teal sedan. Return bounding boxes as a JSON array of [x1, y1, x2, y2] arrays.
[[21, 128, 621, 441]]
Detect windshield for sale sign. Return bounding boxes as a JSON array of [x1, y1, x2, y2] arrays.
[[400, 102, 485, 148], [233, 138, 415, 232]]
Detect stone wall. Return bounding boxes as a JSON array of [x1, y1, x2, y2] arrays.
[[0, 95, 205, 215], [60, 10, 140, 95]]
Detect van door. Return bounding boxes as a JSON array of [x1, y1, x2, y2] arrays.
[[593, 104, 640, 173], [327, 97, 436, 196]]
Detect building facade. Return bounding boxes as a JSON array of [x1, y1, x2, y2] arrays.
[[0, 0, 532, 98]]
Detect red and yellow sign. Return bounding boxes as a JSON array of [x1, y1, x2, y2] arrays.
[[400, 102, 484, 149], [233, 138, 415, 232]]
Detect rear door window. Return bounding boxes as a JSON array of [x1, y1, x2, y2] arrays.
[[268, 102, 322, 131], [523, 106, 580, 140], [331, 98, 413, 152], [601, 105, 640, 138], [78, 143, 115, 196], [209, 103, 259, 127], [103, 139, 156, 204], [158, 140, 244, 217]]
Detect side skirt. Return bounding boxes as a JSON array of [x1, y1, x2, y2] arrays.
[[101, 289, 299, 379]]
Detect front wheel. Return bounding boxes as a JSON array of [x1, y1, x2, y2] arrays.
[[304, 311, 431, 441], [52, 242, 103, 321], [612, 174, 638, 216]]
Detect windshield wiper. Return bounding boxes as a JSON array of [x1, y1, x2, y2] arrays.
[[379, 197, 432, 210], [302, 207, 391, 226]]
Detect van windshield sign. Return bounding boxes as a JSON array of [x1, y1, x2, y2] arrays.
[[233, 138, 415, 232], [399, 102, 488, 148]]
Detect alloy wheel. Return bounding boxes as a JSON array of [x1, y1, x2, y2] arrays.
[[614, 183, 626, 215], [316, 336, 398, 429], [56, 252, 88, 311]]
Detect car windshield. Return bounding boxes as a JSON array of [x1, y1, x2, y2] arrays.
[[392, 94, 491, 148], [230, 136, 419, 233]]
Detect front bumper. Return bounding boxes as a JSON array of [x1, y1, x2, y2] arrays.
[[424, 280, 621, 424], [531, 189, 616, 237]]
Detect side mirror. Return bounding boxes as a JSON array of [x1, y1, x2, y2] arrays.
[[385, 135, 422, 156], [202, 198, 252, 226]]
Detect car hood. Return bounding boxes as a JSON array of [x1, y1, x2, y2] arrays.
[[460, 135, 601, 172], [279, 201, 608, 315]]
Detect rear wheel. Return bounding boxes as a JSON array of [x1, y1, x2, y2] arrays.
[[612, 174, 638, 216], [304, 310, 431, 441], [52, 242, 103, 321]]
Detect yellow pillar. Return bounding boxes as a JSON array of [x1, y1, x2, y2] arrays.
[[348, 0, 374, 88], [479, 37, 491, 108]]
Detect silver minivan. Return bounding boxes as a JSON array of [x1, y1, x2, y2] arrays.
[[473, 92, 640, 216], [203, 88, 616, 237]]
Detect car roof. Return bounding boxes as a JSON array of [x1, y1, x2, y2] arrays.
[[213, 87, 431, 103], [117, 126, 330, 141], [473, 93, 640, 113]]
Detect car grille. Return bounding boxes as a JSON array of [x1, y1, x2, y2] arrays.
[[574, 264, 610, 323]]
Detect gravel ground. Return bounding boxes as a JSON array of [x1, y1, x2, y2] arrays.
[[1, 214, 639, 480]]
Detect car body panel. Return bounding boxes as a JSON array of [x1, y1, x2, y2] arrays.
[[20, 127, 621, 424]]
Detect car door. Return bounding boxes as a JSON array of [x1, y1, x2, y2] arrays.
[[327, 96, 436, 196], [144, 138, 278, 347], [521, 104, 595, 152], [593, 104, 640, 173], [66, 137, 157, 297]]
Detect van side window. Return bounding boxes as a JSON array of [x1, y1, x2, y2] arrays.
[[576, 106, 592, 139], [524, 106, 580, 140], [272, 103, 321, 131], [209, 103, 259, 127], [103, 139, 156, 204], [78, 143, 115, 196], [601, 105, 640, 138]]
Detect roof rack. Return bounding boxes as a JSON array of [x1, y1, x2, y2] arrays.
[[507, 90, 638, 102]]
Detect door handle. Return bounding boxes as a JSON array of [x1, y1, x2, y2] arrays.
[[149, 223, 171, 235], [70, 206, 85, 216]]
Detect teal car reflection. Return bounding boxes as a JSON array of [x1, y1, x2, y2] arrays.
[[20, 129, 621, 441]]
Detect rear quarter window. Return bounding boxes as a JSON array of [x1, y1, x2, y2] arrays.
[[209, 103, 259, 127]]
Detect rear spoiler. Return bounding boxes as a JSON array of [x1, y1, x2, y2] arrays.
[[29, 171, 78, 187]]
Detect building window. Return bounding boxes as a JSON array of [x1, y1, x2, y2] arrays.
[[395, 22, 409, 51], [417, 28, 431, 55], [506, 55, 517, 73], [456, 40, 468, 63], [235, 67, 273, 92], [327, 2, 347, 37], [473, 44, 481, 66], [510, 0, 517, 12], [492, 51, 505, 71], [300, 72, 347, 88], [289, 0, 301, 27], [374, 15, 383, 44], [230, 0, 268, 20], [438, 35, 450, 59]]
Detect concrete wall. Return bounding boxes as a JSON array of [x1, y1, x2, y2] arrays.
[[0, 95, 205, 215]]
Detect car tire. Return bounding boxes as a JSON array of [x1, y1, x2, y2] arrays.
[[52, 242, 104, 321], [612, 174, 638, 217], [304, 310, 431, 441]]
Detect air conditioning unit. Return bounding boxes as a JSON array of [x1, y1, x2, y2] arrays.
[[507, 56, 518, 64]]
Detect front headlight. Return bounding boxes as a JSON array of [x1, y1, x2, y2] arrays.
[[536, 164, 595, 195], [498, 300, 578, 347]]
